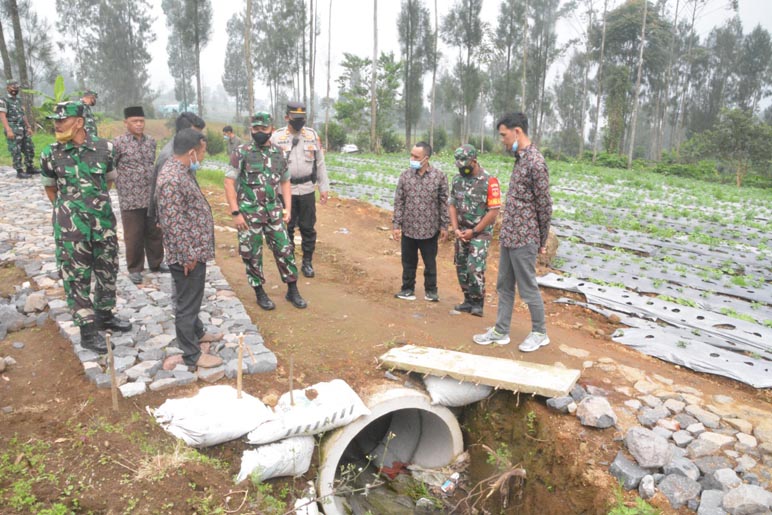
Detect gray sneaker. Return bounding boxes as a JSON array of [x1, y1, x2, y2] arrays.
[[472, 327, 510, 346], [129, 272, 143, 285], [424, 291, 439, 302], [395, 289, 416, 300], [518, 332, 550, 352]]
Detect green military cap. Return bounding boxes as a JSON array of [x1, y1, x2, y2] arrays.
[[6, 79, 19, 87], [454, 144, 478, 166], [47, 101, 85, 120], [83, 89, 98, 98], [286, 101, 306, 119], [250, 111, 272, 127]]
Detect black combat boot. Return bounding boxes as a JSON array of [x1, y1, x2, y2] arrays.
[[25, 165, 41, 175], [285, 281, 307, 309], [454, 294, 473, 313], [15, 169, 31, 179], [95, 310, 133, 332], [301, 257, 315, 278], [470, 298, 484, 317], [254, 285, 276, 310], [80, 323, 109, 354]]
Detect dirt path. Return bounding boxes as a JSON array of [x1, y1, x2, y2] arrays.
[[1, 189, 770, 514]]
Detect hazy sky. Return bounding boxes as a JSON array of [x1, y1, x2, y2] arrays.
[[29, 0, 772, 106]]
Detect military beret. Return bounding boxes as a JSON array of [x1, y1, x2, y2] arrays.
[[47, 101, 85, 120], [83, 90, 98, 98], [286, 101, 306, 119], [6, 79, 19, 87], [250, 111, 272, 127], [454, 144, 478, 165], [124, 106, 145, 118]]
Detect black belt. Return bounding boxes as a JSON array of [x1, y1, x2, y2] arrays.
[[290, 171, 316, 185]]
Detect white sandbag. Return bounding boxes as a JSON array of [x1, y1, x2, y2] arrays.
[[293, 482, 320, 515], [236, 436, 315, 483], [153, 385, 273, 448], [247, 379, 369, 445], [423, 375, 493, 407]]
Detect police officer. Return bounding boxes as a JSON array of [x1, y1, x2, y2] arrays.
[[225, 112, 307, 310], [271, 101, 329, 278], [40, 101, 132, 354], [81, 90, 98, 138], [0, 79, 37, 179], [449, 144, 501, 317]]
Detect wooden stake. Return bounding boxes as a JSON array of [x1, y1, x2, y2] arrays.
[[237, 334, 244, 399], [106, 332, 118, 412], [288, 356, 295, 406]]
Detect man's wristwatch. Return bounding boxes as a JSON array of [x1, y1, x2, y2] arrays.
[[231, 210, 240, 216]]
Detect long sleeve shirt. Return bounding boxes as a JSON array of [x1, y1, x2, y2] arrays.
[[155, 157, 215, 265], [392, 164, 450, 240], [499, 144, 553, 249], [113, 132, 157, 211]]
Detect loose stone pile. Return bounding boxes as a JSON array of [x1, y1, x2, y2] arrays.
[[547, 352, 772, 514], [0, 168, 276, 398]]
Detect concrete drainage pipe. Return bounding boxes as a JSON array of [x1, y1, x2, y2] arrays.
[[317, 384, 464, 515]]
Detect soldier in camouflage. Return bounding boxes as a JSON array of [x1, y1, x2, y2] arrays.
[[40, 101, 132, 354], [81, 90, 98, 138], [225, 111, 307, 310], [0, 79, 37, 179], [449, 144, 501, 317]]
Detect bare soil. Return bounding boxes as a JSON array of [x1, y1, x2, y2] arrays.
[[1, 190, 770, 514]]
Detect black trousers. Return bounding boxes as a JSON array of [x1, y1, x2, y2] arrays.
[[121, 208, 164, 273], [170, 262, 206, 366], [401, 232, 439, 293], [287, 191, 317, 260]]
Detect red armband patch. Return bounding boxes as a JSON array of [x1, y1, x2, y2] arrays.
[[487, 177, 501, 208]]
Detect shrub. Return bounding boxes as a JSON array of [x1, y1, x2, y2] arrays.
[[653, 160, 718, 180], [323, 120, 346, 150], [205, 129, 225, 154], [380, 130, 404, 153], [595, 152, 627, 169]]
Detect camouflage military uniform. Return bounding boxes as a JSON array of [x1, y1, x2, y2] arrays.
[[82, 103, 98, 138], [227, 132, 298, 288], [450, 146, 501, 305], [0, 83, 35, 172], [40, 103, 118, 327]]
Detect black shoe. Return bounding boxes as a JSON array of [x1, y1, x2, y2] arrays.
[[454, 295, 473, 312], [95, 310, 133, 332], [254, 286, 276, 310], [15, 169, 31, 179], [301, 260, 315, 278], [150, 263, 170, 273], [80, 323, 110, 354], [394, 289, 416, 300], [470, 299, 484, 317], [26, 167, 41, 175], [286, 282, 307, 309]]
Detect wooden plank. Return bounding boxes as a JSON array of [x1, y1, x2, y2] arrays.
[[379, 345, 580, 398]]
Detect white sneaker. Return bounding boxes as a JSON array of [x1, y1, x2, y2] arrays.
[[472, 327, 510, 346], [518, 332, 550, 352]]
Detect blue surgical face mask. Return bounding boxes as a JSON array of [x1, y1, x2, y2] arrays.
[[409, 159, 422, 170], [512, 140, 519, 153], [223, 135, 229, 140], [189, 152, 201, 172]]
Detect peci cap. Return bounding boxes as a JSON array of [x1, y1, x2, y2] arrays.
[[250, 111, 272, 127], [47, 101, 85, 120], [286, 101, 306, 119], [123, 106, 145, 118], [454, 144, 478, 166]]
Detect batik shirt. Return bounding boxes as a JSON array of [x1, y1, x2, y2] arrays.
[[40, 136, 117, 241], [113, 132, 157, 211], [393, 165, 450, 240], [155, 158, 214, 265], [499, 145, 552, 249], [449, 168, 501, 239]]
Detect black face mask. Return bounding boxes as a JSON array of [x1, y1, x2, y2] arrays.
[[458, 166, 473, 176], [252, 131, 272, 146], [289, 119, 305, 131]]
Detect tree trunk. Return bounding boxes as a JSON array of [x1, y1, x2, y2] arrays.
[[0, 20, 12, 81], [301, 0, 307, 109], [245, 0, 254, 114], [578, 1, 593, 157], [674, 0, 698, 157], [194, 1, 203, 115], [592, 0, 608, 163], [656, 0, 680, 159], [627, 0, 648, 169], [520, 0, 528, 110], [309, 0, 316, 125], [429, 0, 437, 149], [369, 0, 378, 152], [324, 0, 332, 149], [8, 0, 31, 120], [404, 0, 413, 150]]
